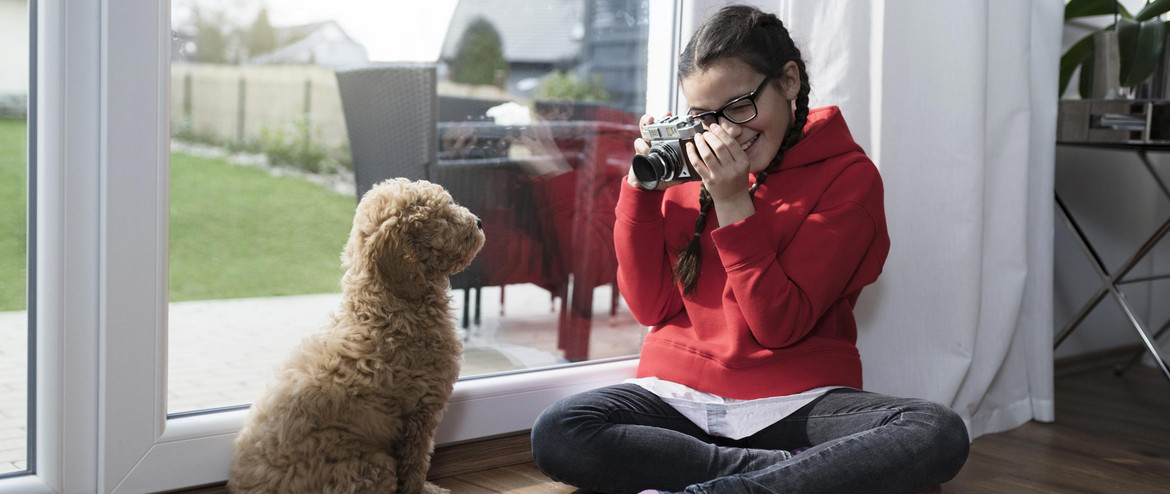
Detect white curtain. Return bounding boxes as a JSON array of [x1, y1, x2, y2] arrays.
[[706, 0, 1063, 439]]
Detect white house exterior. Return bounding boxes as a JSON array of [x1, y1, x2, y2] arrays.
[[0, 0, 29, 115]]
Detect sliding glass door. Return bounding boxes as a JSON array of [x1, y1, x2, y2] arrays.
[[2, 1, 686, 492], [0, 0, 32, 479], [165, 0, 657, 417]]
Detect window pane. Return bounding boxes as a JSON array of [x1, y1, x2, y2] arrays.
[[167, 0, 650, 415], [0, 0, 30, 475]]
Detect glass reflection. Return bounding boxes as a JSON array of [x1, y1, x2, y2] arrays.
[[168, 0, 651, 415]]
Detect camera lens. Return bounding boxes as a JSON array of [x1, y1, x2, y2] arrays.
[[632, 153, 666, 189]]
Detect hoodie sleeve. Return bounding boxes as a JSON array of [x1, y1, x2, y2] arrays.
[[614, 180, 686, 327], [710, 162, 888, 348]]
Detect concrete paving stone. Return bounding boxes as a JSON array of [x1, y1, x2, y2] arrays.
[[0, 374, 28, 385], [169, 387, 239, 401], [0, 313, 32, 470], [0, 453, 24, 467], [179, 373, 266, 386], [0, 427, 22, 440], [0, 406, 22, 419], [0, 426, 24, 441], [172, 390, 256, 406], [173, 388, 249, 400], [0, 363, 28, 373], [0, 350, 25, 360], [0, 439, 25, 456], [0, 362, 27, 372], [169, 391, 239, 405], [0, 393, 23, 407], [0, 405, 23, 423], [171, 399, 247, 414], [169, 388, 240, 401]]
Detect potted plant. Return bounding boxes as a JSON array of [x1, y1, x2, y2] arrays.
[[1060, 0, 1170, 98]]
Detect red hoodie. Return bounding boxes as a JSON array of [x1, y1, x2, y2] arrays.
[[614, 106, 889, 400]]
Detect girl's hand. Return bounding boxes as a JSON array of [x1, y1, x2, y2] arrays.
[[686, 122, 751, 201]]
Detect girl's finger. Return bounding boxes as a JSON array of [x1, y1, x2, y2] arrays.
[[686, 141, 710, 179], [705, 123, 747, 165], [634, 138, 650, 155], [692, 133, 720, 172]]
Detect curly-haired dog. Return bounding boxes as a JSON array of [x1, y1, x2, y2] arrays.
[[228, 178, 485, 494]]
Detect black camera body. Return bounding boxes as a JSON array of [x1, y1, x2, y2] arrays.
[[631, 115, 705, 190]]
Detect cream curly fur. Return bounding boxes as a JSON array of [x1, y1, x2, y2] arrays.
[[228, 178, 485, 494]]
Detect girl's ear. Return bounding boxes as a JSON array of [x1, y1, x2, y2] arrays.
[[780, 60, 801, 101]]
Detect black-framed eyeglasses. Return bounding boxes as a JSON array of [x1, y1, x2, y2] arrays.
[[688, 74, 773, 126]]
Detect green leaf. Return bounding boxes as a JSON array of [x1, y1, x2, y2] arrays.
[[1117, 17, 1167, 86], [1065, 0, 1132, 20], [1060, 33, 1095, 95], [1135, 0, 1170, 21]]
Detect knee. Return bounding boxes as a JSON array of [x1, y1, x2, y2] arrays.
[[917, 401, 970, 480], [530, 399, 565, 459], [530, 397, 585, 481]]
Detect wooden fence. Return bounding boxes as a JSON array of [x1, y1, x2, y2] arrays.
[[169, 64, 516, 159], [170, 64, 349, 153]]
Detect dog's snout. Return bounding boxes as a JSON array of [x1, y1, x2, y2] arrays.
[[476, 218, 483, 230]]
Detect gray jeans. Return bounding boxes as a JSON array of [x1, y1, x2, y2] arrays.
[[531, 384, 969, 494]]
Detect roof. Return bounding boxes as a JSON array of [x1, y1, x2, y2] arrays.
[[440, 0, 584, 64], [248, 21, 369, 67]]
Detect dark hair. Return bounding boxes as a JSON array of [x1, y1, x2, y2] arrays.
[[673, 5, 811, 295]]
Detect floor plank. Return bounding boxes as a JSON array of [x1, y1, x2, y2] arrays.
[[432, 477, 499, 494], [451, 463, 577, 493]]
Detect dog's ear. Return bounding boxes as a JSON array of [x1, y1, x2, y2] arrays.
[[366, 214, 428, 299]]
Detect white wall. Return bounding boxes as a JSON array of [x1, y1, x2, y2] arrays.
[[1055, 16, 1170, 360], [0, 0, 30, 104]]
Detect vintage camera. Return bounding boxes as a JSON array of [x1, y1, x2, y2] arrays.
[[631, 115, 705, 190]]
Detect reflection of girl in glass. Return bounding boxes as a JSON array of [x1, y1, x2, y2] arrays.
[[530, 5, 970, 493]]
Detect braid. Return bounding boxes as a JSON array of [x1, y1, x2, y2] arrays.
[[672, 5, 812, 296], [787, 59, 812, 149], [673, 186, 713, 293]]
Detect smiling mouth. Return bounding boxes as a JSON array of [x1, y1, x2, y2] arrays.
[[741, 134, 760, 153]]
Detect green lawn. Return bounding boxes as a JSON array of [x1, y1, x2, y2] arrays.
[[0, 118, 358, 310], [169, 149, 355, 302], [0, 119, 27, 311]]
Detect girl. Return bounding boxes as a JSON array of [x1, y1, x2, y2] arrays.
[[530, 5, 969, 494]]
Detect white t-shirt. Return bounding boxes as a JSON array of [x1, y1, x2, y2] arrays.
[[626, 377, 842, 440]]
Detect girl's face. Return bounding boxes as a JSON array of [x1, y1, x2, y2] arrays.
[[680, 58, 800, 174]]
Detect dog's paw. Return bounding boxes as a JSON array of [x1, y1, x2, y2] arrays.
[[421, 481, 450, 494]]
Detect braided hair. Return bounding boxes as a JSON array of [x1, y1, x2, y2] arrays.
[[673, 5, 812, 296]]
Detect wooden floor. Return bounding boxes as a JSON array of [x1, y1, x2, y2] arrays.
[[173, 350, 1170, 493]]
